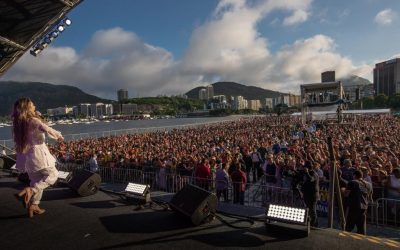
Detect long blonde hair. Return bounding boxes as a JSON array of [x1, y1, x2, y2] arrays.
[[12, 98, 36, 153]]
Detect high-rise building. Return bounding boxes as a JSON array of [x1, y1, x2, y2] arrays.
[[79, 103, 91, 117], [199, 88, 207, 100], [265, 98, 273, 109], [117, 89, 129, 102], [248, 100, 261, 111], [104, 104, 113, 116], [121, 103, 138, 115], [91, 103, 105, 118], [233, 96, 247, 110], [206, 84, 214, 99], [321, 71, 335, 82], [374, 58, 400, 96]]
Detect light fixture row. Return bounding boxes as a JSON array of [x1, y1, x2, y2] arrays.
[[266, 204, 307, 223], [30, 17, 72, 57]]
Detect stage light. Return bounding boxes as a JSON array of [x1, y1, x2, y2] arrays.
[[266, 204, 307, 224], [30, 16, 72, 57], [265, 204, 310, 237], [125, 182, 149, 196], [58, 25, 65, 32], [124, 182, 151, 205], [58, 171, 72, 182], [30, 48, 42, 56]]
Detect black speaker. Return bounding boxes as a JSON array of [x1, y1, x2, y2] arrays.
[[0, 155, 16, 169], [169, 184, 217, 226], [67, 170, 101, 196]]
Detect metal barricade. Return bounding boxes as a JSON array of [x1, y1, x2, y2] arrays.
[[376, 198, 400, 227]]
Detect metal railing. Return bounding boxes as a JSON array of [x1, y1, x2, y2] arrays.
[[376, 198, 400, 228], [56, 163, 400, 228], [0, 139, 14, 149], [56, 164, 299, 208]]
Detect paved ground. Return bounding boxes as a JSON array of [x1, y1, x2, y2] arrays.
[[1, 173, 399, 250]]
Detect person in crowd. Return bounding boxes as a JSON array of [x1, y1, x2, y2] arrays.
[[195, 157, 211, 190], [386, 168, 400, 199], [13, 98, 64, 218], [297, 162, 320, 227], [89, 153, 99, 172], [345, 170, 373, 235], [341, 159, 355, 182], [231, 162, 247, 205], [215, 162, 230, 202], [264, 154, 277, 185], [250, 148, 262, 183]]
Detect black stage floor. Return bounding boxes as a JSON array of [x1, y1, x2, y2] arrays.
[[0, 174, 399, 250]]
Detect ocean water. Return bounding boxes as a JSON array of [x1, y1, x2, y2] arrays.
[[0, 116, 247, 142]]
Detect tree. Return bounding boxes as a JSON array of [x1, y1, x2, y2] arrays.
[[388, 94, 400, 109], [374, 94, 388, 108]]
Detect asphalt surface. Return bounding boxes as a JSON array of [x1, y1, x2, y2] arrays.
[[0, 173, 399, 250]]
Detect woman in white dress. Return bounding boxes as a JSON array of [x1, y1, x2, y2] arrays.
[[13, 98, 64, 218]]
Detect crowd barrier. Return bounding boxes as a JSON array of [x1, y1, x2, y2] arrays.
[[55, 164, 400, 228], [376, 198, 400, 228], [0, 139, 14, 149]]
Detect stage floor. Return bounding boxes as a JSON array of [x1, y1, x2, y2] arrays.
[[0, 174, 399, 250]]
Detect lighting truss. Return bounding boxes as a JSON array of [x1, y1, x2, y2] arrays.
[[30, 18, 72, 56]]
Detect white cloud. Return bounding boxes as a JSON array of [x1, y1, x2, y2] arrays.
[[283, 9, 309, 26], [374, 9, 397, 26], [3, 0, 372, 98]]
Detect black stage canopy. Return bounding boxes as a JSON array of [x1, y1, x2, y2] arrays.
[[0, 0, 82, 76]]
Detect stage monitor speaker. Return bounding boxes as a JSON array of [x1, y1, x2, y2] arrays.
[[0, 155, 16, 169], [169, 184, 217, 226], [68, 170, 101, 196]]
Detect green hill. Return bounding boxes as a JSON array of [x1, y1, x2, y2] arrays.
[[0, 81, 111, 116], [185, 81, 282, 100], [339, 75, 372, 86]]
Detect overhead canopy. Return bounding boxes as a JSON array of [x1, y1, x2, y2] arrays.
[[0, 0, 83, 76]]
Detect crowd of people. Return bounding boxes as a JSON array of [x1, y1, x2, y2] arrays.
[[48, 114, 400, 233]]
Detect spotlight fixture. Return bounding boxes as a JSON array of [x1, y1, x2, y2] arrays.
[[124, 182, 151, 205], [57, 25, 65, 32], [265, 204, 310, 237], [57, 171, 72, 183], [30, 16, 72, 57]]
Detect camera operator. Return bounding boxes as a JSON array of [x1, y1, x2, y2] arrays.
[[295, 161, 320, 227]]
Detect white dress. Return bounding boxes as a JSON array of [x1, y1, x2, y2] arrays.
[[22, 117, 63, 205], [24, 117, 62, 173]]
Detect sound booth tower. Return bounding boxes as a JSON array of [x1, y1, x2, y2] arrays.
[[169, 184, 217, 226], [68, 170, 101, 197]]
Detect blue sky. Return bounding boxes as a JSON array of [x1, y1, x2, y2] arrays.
[[4, 0, 400, 99]]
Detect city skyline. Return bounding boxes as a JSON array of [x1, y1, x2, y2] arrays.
[[2, 0, 400, 99]]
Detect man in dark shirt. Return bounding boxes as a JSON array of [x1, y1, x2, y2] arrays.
[[298, 163, 320, 227], [345, 170, 373, 235]]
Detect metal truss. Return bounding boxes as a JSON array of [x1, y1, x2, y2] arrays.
[[0, 0, 83, 75]]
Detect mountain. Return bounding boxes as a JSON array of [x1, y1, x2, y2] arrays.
[[0, 81, 111, 116], [339, 75, 372, 86], [185, 82, 282, 100]]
